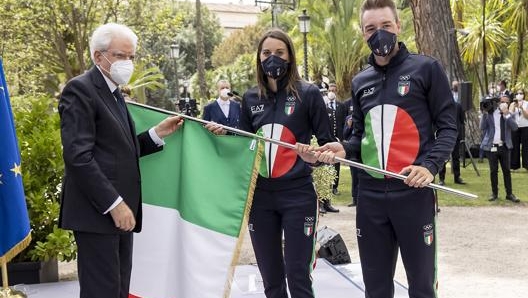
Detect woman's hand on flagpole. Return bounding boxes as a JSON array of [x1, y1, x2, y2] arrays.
[[204, 122, 227, 135], [313, 142, 346, 164], [295, 143, 319, 164]]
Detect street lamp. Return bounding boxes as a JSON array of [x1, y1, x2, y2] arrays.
[[169, 43, 180, 100], [298, 9, 310, 80]]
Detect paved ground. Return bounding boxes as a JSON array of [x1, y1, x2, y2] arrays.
[[60, 205, 528, 298]]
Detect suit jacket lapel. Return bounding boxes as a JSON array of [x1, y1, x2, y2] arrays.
[[89, 67, 136, 150], [214, 101, 225, 119], [228, 101, 237, 120]]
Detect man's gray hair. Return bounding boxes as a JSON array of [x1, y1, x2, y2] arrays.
[[89, 23, 138, 62]]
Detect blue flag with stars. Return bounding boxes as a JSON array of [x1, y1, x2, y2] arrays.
[[0, 58, 31, 263]]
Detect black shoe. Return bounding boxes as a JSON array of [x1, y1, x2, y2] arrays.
[[488, 194, 498, 201], [319, 204, 327, 214], [347, 202, 357, 207], [506, 194, 520, 203], [438, 180, 445, 186], [323, 199, 339, 213], [454, 178, 466, 185], [332, 188, 339, 195]]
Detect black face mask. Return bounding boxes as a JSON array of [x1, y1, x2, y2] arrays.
[[261, 55, 289, 79], [367, 29, 397, 57]]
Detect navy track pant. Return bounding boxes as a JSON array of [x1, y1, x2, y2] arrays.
[[356, 187, 437, 298], [249, 183, 318, 298]]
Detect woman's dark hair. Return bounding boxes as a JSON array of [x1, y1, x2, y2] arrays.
[[256, 28, 302, 99]]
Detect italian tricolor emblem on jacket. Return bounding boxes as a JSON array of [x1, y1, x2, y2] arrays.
[[398, 81, 410, 96], [361, 104, 420, 178], [257, 123, 297, 178], [285, 102, 295, 115]]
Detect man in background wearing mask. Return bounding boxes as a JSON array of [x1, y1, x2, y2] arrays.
[[510, 89, 528, 171], [438, 80, 466, 186], [202, 79, 241, 132], [58, 23, 184, 298], [481, 95, 520, 202], [300, 0, 457, 297], [322, 83, 343, 212]]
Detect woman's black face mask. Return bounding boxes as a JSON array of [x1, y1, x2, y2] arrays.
[[261, 55, 289, 79]]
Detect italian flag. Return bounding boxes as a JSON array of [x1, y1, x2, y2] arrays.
[[361, 104, 420, 178], [127, 103, 261, 298]]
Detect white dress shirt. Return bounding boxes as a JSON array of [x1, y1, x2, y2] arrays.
[[217, 98, 230, 118]]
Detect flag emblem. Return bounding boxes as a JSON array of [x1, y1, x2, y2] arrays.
[[361, 104, 420, 178], [423, 223, 434, 246], [257, 124, 297, 178], [304, 222, 314, 236], [424, 230, 434, 246], [285, 102, 295, 115], [397, 81, 410, 96]]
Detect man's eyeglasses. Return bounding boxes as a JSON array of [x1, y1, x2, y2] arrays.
[[516, 93, 524, 95], [101, 50, 135, 61]]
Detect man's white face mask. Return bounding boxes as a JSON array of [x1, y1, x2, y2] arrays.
[[327, 92, 336, 101], [101, 53, 134, 85], [220, 88, 231, 99]]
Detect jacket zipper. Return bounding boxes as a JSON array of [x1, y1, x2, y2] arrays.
[[268, 94, 278, 176], [381, 72, 387, 173]]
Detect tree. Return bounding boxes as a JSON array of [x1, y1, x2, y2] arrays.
[[496, 0, 528, 87], [212, 25, 264, 68], [409, 0, 465, 82], [302, 0, 368, 99], [195, 0, 208, 104], [458, 0, 507, 95]]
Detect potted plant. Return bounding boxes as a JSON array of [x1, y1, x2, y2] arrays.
[[0, 94, 76, 286]]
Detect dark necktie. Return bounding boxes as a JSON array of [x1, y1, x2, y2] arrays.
[[329, 101, 335, 110], [500, 114, 505, 142], [113, 89, 129, 125]]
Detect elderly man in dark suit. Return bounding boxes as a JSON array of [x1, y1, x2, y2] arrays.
[[58, 23, 183, 298], [480, 95, 520, 202], [202, 79, 241, 130]]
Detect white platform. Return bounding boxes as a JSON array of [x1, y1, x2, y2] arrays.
[[13, 259, 408, 297]]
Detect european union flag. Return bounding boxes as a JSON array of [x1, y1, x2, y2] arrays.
[[0, 58, 31, 263]]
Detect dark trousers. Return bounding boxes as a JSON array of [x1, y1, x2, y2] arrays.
[[332, 163, 340, 190], [438, 139, 461, 181], [249, 183, 317, 298], [511, 129, 521, 169], [521, 126, 528, 169], [486, 146, 513, 196], [349, 166, 358, 203], [356, 187, 437, 298], [74, 231, 133, 298]]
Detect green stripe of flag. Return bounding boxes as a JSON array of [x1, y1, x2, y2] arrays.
[[128, 103, 259, 237]]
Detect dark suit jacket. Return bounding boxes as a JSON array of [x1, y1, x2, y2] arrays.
[[327, 100, 346, 140], [58, 67, 162, 234], [202, 99, 241, 129], [455, 102, 465, 141]]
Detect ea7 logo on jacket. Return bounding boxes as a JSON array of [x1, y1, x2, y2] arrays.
[[251, 104, 264, 114], [363, 87, 375, 97]]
